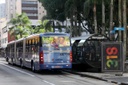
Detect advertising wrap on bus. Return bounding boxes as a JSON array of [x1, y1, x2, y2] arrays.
[[42, 36, 71, 64]]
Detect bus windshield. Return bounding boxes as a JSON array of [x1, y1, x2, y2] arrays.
[[42, 36, 70, 50]]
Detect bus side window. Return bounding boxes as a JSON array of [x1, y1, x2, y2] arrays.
[[39, 36, 42, 47], [36, 38, 40, 52], [26, 40, 28, 52], [25, 40, 28, 58], [28, 39, 31, 53]]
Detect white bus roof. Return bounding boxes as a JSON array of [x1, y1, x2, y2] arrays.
[[71, 34, 94, 41]]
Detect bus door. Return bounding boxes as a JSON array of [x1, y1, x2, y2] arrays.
[[42, 36, 71, 63]]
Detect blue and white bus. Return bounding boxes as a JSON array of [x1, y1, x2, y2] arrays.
[[6, 32, 72, 71]]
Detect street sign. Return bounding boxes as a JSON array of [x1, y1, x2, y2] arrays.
[[114, 27, 124, 31], [110, 27, 124, 34], [101, 42, 124, 72]]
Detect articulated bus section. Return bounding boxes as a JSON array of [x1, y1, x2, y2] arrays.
[[5, 33, 72, 71]]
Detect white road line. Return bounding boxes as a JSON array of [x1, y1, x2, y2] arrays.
[[43, 80, 55, 85], [60, 81, 74, 83], [1, 63, 56, 85], [1, 63, 35, 77]]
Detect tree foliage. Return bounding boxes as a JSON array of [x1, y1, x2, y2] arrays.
[[39, 0, 128, 36], [39, 0, 66, 22], [8, 13, 53, 40], [8, 13, 31, 39]]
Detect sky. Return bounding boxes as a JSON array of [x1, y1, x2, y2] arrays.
[[0, 0, 5, 4]]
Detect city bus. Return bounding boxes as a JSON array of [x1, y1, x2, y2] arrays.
[[6, 32, 72, 71]]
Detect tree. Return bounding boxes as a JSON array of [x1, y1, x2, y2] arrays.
[[34, 20, 53, 33], [109, 0, 114, 40], [65, 0, 85, 36], [93, 0, 98, 34], [8, 13, 31, 39], [39, 0, 127, 38], [102, 0, 105, 34], [118, 0, 122, 41], [84, 0, 104, 34], [39, 0, 66, 22], [123, 0, 127, 60]]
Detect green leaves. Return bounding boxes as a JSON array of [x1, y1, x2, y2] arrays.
[[39, 0, 66, 22], [8, 12, 58, 40], [8, 13, 31, 39]]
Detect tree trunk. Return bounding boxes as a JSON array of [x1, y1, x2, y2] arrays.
[[74, 17, 78, 36], [109, 0, 114, 40], [102, 0, 105, 35], [93, 0, 98, 34], [118, 0, 122, 41], [123, 0, 127, 60], [70, 16, 74, 37]]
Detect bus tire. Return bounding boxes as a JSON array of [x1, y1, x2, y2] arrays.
[[20, 60, 24, 68], [11, 58, 14, 65], [31, 62, 36, 72], [6, 57, 8, 62]]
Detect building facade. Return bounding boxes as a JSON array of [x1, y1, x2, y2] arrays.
[[22, 0, 46, 20], [6, 0, 46, 42], [6, 0, 22, 21], [0, 18, 8, 48], [0, 3, 6, 18], [0, 0, 47, 48], [5, 0, 46, 22]]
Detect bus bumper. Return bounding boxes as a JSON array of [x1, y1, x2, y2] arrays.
[[39, 63, 72, 70]]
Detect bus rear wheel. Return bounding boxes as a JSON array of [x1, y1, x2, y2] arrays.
[[31, 63, 36, 72], [20, 60, 24, 68]]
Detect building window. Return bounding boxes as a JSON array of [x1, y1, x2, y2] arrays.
[[27, 13, 38, 16], [11, 14, 13, 18], [22, 7, 37, 10], [2, 27, 7, 33], [22, 1, 37, 4]]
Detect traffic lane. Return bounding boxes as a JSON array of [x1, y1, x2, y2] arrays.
[[35, 71, 115, 85], [0, 61, 114, 85], [0, 62, 54, 85]]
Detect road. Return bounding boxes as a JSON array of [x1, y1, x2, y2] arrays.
[[0, 58, 116, 85]]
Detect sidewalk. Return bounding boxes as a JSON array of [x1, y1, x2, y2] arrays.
[[64, 69, 128, 85]]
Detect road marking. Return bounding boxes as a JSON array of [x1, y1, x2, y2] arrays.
[[60, 80, 75, 82], [42, 80, 55, 85], [1, 63, 35, 77], [1, 63, 56, 85]]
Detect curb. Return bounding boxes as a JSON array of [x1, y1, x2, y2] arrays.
[[63, 70, 128, 85]]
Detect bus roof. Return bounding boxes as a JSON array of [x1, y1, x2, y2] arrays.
[[71, 34, 94, 41], [7, 40, 15, 45], [15, 38, 25, 43], [25, 34, 40, 39], [41, 32, 70, 36], [25, 33, 70, 39]]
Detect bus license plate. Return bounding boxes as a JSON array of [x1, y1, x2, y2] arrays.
[[52, 66, 61, 68]]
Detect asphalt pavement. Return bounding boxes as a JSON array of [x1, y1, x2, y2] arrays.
[[1, 57, 128, 85], [64, 69, 128, 85]]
